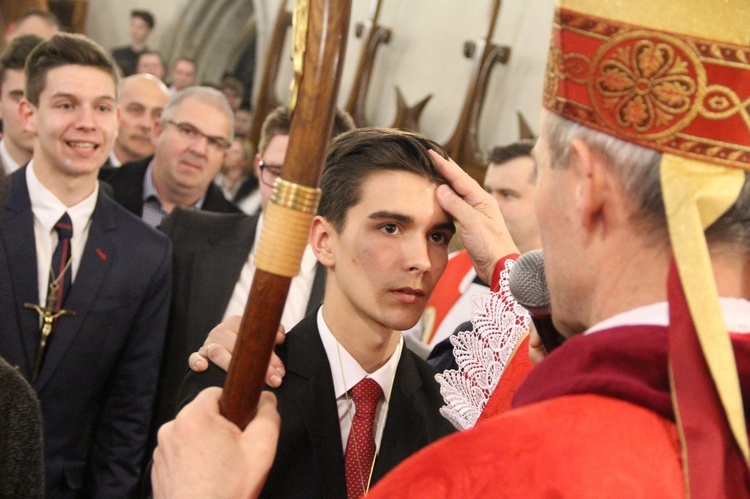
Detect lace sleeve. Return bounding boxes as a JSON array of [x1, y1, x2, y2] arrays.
[[436, 258, 530, 430]]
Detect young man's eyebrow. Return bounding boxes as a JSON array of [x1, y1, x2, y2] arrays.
[[368, 211, 455, 234], [434, 221, 456, 234], [368, 211, 413, 224], [49, 92, 116, 102]]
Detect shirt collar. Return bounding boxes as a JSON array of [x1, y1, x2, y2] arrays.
[[0, 139, 22, 174], [317, 307, 403, 403], [586, 298, 750, 335], [26, 160, 98, 233], [142, 160, 206, 210], [108, 150, 122, 167]]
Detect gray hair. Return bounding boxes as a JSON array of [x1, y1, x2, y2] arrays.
[[541, 111, 750, 250], [162, 86, 235, 142]]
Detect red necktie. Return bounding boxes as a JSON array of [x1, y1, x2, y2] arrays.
[[344, 377, 382, 498]]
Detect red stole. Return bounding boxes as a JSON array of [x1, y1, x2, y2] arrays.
[[512, 324, 750, 495]]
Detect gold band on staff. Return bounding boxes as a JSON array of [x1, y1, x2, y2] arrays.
[[255, 178, 322, 278]]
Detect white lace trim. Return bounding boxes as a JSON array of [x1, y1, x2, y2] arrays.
[[436, 259, 530, 430]]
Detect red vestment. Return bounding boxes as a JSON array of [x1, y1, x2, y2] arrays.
[[368, 325, 750, 497]]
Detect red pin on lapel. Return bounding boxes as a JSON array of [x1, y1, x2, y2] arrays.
[[96, 248, 107, 260]]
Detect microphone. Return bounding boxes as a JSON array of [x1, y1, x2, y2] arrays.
[[508, 250, 565, 353]]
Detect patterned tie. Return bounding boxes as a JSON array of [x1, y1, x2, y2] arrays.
[[344, 377, 383, 498], [50, 212, 73, 310]]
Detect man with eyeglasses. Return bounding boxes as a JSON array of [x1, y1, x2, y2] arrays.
[[140, 106, 354, 469], [103, 86, 241, 227]]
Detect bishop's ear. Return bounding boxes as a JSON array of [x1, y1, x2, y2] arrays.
[[310, 215, 336, 267], [569, 138, 611, 231]]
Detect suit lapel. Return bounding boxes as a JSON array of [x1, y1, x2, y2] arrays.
[[287, 316, 348, 497], [186, 214, 256, 344], [36, 194, 115, 390], [372, 350, 426, 483], [1, 171, 41, 375]]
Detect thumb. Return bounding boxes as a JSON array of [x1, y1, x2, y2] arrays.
[[436, 184, 472, 223]]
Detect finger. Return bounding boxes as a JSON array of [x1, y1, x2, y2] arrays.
[[204, 327, 239, 354], [240, 391, 280, 449], [206, 343, 233, 372], [265, 351, 285, 387], [528, 325, 546, 365], [275, 324, 286, 345], [429, 150, 486, 206], [204, 315, 242, 348], [188, 352, 208, 372], [436, 183, 479, 223]]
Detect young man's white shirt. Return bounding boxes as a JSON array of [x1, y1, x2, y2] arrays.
[[26, 161, 97, 307]]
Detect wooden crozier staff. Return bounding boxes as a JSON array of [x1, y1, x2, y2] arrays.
[[220, 0, 352, 429]]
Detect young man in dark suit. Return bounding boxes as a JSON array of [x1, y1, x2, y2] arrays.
[[175, 128, 458, 498], [103, 86, 241, 227], [0, 33, 171, 497], [146, 105, 354, 468]]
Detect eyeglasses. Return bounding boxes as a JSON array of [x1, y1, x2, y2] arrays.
[[258, 160, 283, 187], [163, 118, 232, 152]]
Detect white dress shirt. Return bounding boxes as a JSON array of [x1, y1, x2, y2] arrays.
[[222, 212, 319, 330], [585, 298, 750, 335], [317, 307, 404, 452], [1, 139, 22, 175], [108, 150, 122, 168], [26, 162, 98, 307]]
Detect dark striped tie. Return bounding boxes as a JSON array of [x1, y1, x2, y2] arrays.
[[50, 212, 73, 309]]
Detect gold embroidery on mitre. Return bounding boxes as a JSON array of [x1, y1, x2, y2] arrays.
[[545, 8, 750, 170], [590, 32, 705, 140]]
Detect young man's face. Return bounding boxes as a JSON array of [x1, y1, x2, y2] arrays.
[[0, 68, 35, 156], [21, 64, 118, 180], [316, 170, 455, 334], [130, 17, 151, 45], [484, 156, 540, 253]]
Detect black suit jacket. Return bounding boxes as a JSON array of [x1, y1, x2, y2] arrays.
[[0, 168, 172, 497], [149, 208, 326, 456], [178, 312, 456, 498], [101, 156, 241, 217]]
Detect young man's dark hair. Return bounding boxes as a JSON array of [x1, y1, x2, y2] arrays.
[[25, 33, 119, 106], [319, 127, 450, 232], [0, 34, 43, 88], [131, 9, 155, 30], [487, 139, 535, 165], [258, 105, 355, 154]]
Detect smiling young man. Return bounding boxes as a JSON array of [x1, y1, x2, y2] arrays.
[[0, 34, 172, 497], [176, 127, 457, 498]]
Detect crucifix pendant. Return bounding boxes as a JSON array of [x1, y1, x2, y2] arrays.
[[24, 282, 75, 383]]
